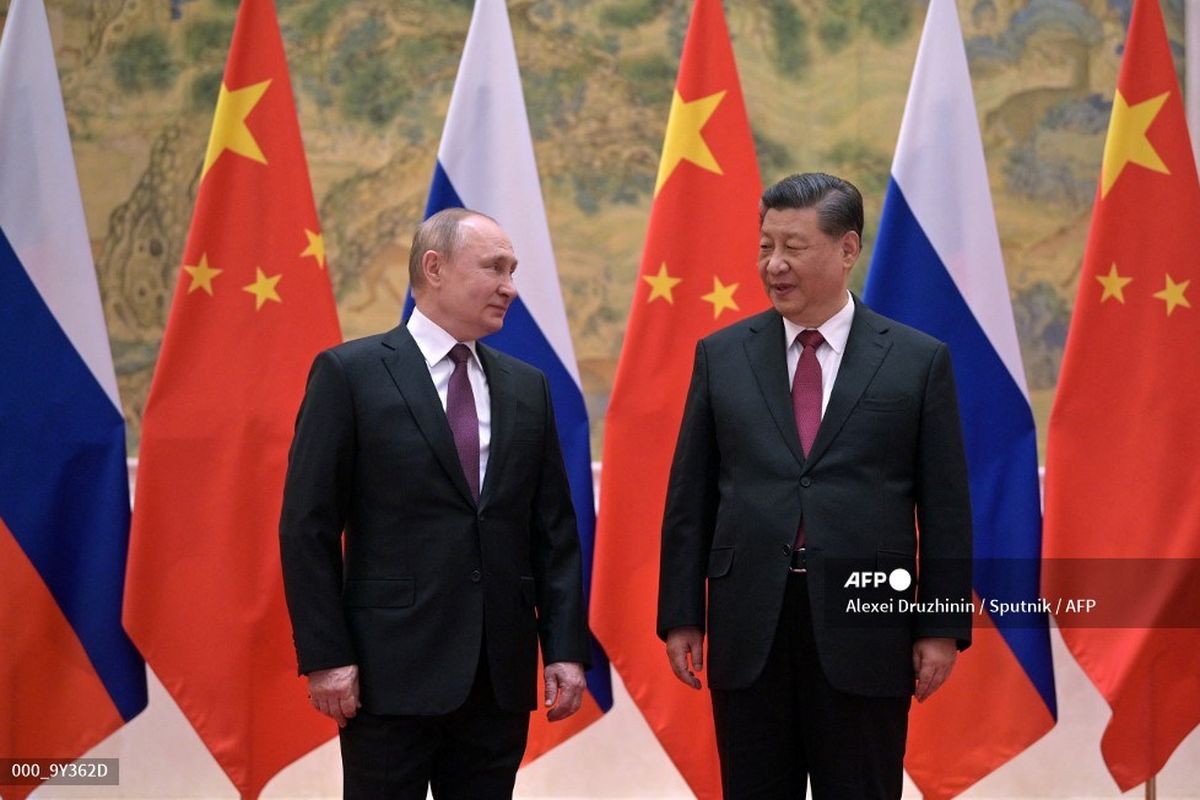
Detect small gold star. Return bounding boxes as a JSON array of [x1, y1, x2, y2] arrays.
[[183, 253, 222, 296], [301, 229, 326, 269], [243, 267, 282, 310], [1095, 263, 1132, 304], [1152, 273, 1191, 316], [643, 263, 682, 304], [700, 275, 739, 319]]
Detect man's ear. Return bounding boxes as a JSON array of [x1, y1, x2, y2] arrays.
[[421, 249, 442, 288], [840, 230, 862, 267]]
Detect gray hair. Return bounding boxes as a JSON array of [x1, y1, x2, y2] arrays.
[[407, 207, 498, 291]]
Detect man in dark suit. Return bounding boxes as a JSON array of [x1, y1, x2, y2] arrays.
[[280, 207, 589, 799], [658, 173, 973, 799]]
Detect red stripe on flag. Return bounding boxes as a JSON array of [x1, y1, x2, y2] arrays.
[[0, 519, 123, 800], [905, 596, 1055, 799]]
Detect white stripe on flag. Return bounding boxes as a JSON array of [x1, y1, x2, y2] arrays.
[[890, 0, 1028, 398], [0, 0, 121, 409], [436, 0, 581, 384]]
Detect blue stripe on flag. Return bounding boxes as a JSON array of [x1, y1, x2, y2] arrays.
[[0, 226, 146, 720], [409, 163, 613, 709], [865, 181, 1055, 713]]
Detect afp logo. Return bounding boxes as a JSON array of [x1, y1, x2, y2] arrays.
[[843, 568, 913, 592]]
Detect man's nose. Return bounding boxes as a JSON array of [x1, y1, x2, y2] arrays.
[[765, 253, 788, 274], [498, 273, 517, 298]]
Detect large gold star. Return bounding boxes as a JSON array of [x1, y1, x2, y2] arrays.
[[700, 275, 739, 319], [183, 253, 223, 296], [654, 89, 726, 196], [643, 263, 682, 304], [1152, 273, 1190, 316], [1101, 89, 1170, 197], [301, 229, 326, 269], [243, 267, 282, 310], [1095, 263, 1132, 304], [201, 79, 272, 179]]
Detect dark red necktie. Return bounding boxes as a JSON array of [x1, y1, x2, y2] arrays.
[[792, 330, 824, 550], [792, 330, 824, 456], [447, 343, 480, 501]]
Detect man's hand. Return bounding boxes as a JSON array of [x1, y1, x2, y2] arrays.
[[544, 661, 586, 722], [666, 626, 705, 690], [307, 664, 361, 727], [912, 637, 957, 702]]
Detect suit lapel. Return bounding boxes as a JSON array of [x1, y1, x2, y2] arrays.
[[804, 301, 891, 469], [380, 325, 477, 506], [743, 311, 805, 466], [476, 343, 513, 508]]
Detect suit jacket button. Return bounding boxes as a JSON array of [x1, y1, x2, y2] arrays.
[[470, 569, 482, 582], [800, 477, 812, 488], [782, 544, 792, 555]]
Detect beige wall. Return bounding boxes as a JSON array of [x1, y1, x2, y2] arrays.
[[0, 0, 1173, 459]]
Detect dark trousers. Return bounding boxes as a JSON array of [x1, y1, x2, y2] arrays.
[[710, 573, 911, 800], [338, 648, 529, 800]]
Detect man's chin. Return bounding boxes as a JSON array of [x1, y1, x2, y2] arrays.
[[769, 298, 800, 318], [482, 310, 508, 334]]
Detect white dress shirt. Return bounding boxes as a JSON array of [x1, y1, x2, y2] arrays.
[[406, 307, 491, 490], [783, 292, 855, 417]]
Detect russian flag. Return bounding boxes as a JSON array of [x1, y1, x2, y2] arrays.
[[863, 0, 1055, 796], [408, 0, 612, 758], [0, 0, 146, 784]]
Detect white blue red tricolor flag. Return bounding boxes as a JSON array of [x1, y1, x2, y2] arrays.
[[0, 0, 146, 780], [863, 0, 1056, 796], [407, 0, 612, 759]]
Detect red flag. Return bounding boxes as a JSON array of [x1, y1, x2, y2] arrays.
[[590, 1, 763, 796], [1043, 0, 1200, 790], [122, 0, 341, 796]]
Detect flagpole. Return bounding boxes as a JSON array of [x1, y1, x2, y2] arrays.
[[1187, 0, 1199, 168], [1145, 775, 1156, 800]]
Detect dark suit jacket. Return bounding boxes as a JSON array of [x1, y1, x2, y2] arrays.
[[280, 324, 589, 715], [657, 300, 972, 698]]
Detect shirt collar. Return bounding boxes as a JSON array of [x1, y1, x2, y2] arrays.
[[407, 306, 479, 368], [782, 291, 855, 355]]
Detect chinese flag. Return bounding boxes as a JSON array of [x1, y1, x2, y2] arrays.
[[1043, 0, 1200, 790], [589, 1, 763, 797], [122, 1, 341, 797]]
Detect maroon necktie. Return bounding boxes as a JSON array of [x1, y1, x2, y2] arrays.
[[447, 344, 480, 501], [792, 330, 824, 456], [792, 330, 824, 550]]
